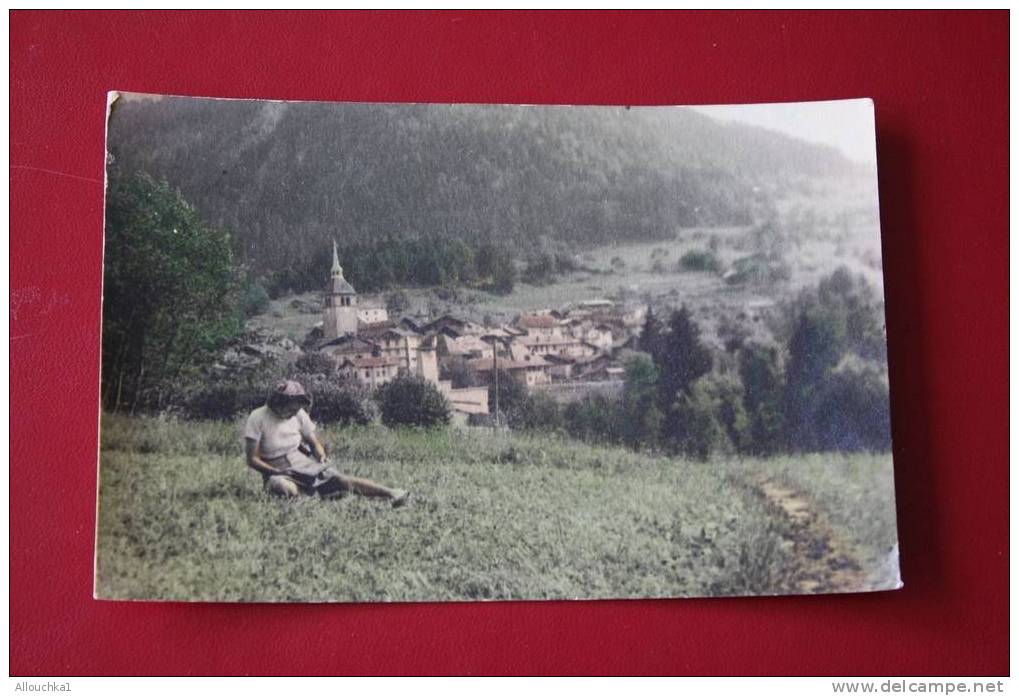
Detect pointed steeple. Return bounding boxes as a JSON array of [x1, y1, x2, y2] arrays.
[[331, 239, 344, 279]]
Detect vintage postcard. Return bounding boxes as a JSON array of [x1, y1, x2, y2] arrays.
[[95, 94, 900, 601]]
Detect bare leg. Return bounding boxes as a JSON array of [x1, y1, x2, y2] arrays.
[[337, 474, 395, 498], [266, 475, 301, 498], [336, 474, 409, 507]]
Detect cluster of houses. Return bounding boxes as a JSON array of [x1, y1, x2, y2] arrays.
[[315, 243, 645, 423]]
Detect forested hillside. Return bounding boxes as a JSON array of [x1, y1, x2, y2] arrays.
[[107, 96, 859, 289]]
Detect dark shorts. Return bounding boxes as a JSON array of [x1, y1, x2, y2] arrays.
[[263, 451, 350, 499]]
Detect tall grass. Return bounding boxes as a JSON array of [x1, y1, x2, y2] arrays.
[[95, 414, 896, 602]]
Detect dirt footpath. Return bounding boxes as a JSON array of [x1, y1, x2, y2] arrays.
[[752, 476, 897, 594]]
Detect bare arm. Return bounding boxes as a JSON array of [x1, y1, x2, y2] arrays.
[[304, 432, 328, 463], [245, 438, 280, 477]]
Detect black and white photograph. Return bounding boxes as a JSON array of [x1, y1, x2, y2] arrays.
[[95, 94, 900, 602]]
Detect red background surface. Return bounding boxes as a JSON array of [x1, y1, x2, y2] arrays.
[[10, 11, 1009, 675]]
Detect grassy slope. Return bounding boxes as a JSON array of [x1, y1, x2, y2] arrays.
[[95, 415, 898, 602]]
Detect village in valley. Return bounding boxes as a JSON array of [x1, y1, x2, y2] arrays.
[[218, 242, 648, 425]]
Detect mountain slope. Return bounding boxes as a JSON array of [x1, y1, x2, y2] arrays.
[[106, 97, 856, 276]]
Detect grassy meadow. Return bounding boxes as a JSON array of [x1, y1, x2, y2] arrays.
[[95, 414, 899, 602]]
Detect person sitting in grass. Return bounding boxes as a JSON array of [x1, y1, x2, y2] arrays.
[[244, 380, 410, 507]]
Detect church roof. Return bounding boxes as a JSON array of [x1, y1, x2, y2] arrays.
[[327, 276, 356, 295], [327, 240, 356, 294]]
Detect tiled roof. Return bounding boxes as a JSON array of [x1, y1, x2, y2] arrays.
[[339, 356, 400, 368], [516, 314, 559, 329], [519, 334, 578, 346], [467, 355, 549, 371]]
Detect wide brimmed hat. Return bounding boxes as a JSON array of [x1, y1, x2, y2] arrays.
[[269, 380, 312, 408]]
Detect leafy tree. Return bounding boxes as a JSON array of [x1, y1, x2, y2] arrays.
[[523, 251, 557, 285], [812, 360, 892, 451], [102, 172, 243, 411], [783, 308, 843, 450], [816, 266, 887, 363], [491, 256, 518, 294], [665, 379, 727, 460], [442, 359, 482, 389], [717, 313, 752, 353], [619, 353, 662, 450], [774, 266, 886, 365], [638, 307, 665, 358], [476, 241, 500, 280], [488, 369, 527, 422], [700, 372, 752, 454], [739, 343, 785, 455], [656, 306, 713, 413], [376, 375, 451, 428], [385, 290, 410, 316], [766, 268, 891, 453]]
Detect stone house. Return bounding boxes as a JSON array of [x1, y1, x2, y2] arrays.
[[337, 355, 401, 389], [467, 354, 552, 387]]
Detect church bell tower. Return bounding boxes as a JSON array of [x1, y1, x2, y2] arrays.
[[323, 240, 358, 340]]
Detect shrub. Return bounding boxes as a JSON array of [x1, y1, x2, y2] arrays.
[[376, 375, 451, 428], [563, 394, 621, 445], [184, 379, 265, 421], [554, 252, 580, 273], [294, 352, 335, 375], [678, 249, 722, 273], [725, 253, 791, 285], [243, 279, 271, 317], [508, 392, 562, 432], [297, 375, 376, 426]]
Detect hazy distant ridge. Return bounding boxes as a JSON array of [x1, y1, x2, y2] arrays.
[[107, 98, 857, 273]]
